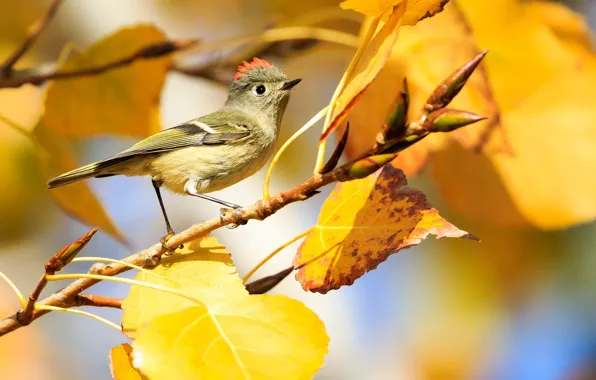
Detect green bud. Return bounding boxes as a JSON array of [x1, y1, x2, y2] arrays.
[[425, 50, 488, 111], [45, 228, 98, 273], [425, 108, 487, 132], [382, 134, 428, 154], [245, 267, 294, 294], [382, 78, 410, 141], [344, 153, 397, 180]]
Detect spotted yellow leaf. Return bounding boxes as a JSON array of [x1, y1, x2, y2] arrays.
[[294, 164, 475, 293]]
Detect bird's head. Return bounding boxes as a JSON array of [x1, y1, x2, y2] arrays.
[[226, 58, 301, 120]]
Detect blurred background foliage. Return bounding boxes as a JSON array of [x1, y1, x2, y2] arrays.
[[1, 0, 596, 379]]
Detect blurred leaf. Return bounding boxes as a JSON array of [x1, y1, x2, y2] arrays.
[[294, 164, 474, 293], [110, 344, 146, 380], [121, 236, 247, 338], [431, 0, 596, 228], [133, 295, 328, 380], [340, 0, 449, 25], [322, 3, 405, 141], [42, 25, 170, 138], [339, 1, 501, 175], [123, 236, 328, 379], [0, 70, 42, 240], [34, 121, 125, 242], [340, 0, 402, 17]]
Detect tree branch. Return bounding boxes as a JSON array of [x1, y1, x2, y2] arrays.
[[0, 39, 199, 88], [0, 160, 362, 337], [0, 0, 65, 78]]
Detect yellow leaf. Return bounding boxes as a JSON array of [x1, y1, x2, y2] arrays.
[[122, 236, 329, 379], [42, 25, 169, 138], [34, 121, 125, 242], [430, 0, 596, 228], [110, 344, 146, 380], [133, 295, 328, 380], [121, 236, 247, 338], [526, 1, 595, 56], [294, 164, 474, 293], [323, 3, 405, 140], [340, 0, 448, 24], [0, 77, 42, 239]]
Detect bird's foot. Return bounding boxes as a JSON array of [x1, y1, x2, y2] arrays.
[[220, 206, 247, 229], [160, 231, 184, 255]]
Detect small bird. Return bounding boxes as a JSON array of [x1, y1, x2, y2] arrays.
[[48, 57, 301, 245]]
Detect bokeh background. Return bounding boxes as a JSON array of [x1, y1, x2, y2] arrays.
[[1, 1, 596, 379]]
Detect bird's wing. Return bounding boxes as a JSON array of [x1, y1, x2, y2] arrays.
[[113, 117, 252, 159], [47, 113, 253, 187]]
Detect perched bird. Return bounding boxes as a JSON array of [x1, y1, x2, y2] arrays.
[[48, 57, 301, 244]]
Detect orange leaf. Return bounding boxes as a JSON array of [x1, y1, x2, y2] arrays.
[[34, 121, 125, 242], [110, 344, 145, 380], [294, 164, 475, 293], [323, 3, 405, 141]]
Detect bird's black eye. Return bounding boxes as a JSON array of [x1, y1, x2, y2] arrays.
[[254, 84, 266, 95]]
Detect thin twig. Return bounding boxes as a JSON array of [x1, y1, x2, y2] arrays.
[[17, 274, 47, 326], [0, 0, 65, 78], [73, 294, 123, 309], [0, 39, 199, 88]]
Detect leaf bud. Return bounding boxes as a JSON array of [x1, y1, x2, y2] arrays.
[[344, 153, 398, 180], [425, 50, 488, 111], [425, 108, 487, 132], [45, 228, 98, 273]]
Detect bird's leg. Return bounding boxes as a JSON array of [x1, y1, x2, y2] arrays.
[[184, 179, 247, 229], [152, 179, 183, 253]]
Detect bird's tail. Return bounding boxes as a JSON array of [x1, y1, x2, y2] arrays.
[[47, 161, 107, 189]]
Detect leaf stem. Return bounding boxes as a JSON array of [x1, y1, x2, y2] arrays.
[[263, 106, 328, 199], [46, 273, 205, 306], [71, 257, 151, 274], [0, 272, 26, 308], [35, 305, 121, 332], [242, 228, 311, 283]]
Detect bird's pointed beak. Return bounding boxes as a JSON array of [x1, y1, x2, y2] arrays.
[[281, 78, 302, 91]]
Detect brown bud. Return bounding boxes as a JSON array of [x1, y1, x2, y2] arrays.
[[45, 228, 98, 273], [245, 267, 294, 294], [344, 153, 398, 180], [425, 50, 488, 111], [425, 108, 487, 132]]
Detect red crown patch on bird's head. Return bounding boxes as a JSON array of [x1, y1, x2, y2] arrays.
[[233, 57, 273, 80]]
